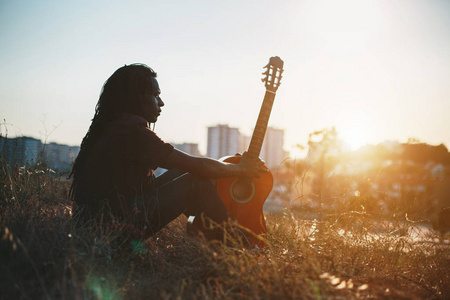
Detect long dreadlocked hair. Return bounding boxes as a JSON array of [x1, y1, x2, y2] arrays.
[[69, 64, 157, 202]]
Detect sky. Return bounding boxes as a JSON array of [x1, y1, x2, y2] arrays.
[[1, 0, 449, 156]]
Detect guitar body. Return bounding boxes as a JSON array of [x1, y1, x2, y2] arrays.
[[216, 155, 273, 246]]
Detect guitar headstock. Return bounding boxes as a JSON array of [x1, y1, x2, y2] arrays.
[[262, 56, 284, 93]]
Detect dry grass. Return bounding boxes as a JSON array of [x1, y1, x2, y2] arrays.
[[1, 163, 449, 299]]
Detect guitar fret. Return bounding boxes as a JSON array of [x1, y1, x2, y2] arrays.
[[249, 141, 263, 149], [248, 149, 260, 159], [255, 122, 268, 130], [257, 112, 270, 121], [251, 139, 263, 145], [254, 127, 266, 135], [260, 106, 271, 113], [249, 137, 263, 146], [262, 99, 274, 108], [251, 133, 264, 139], [258, 111, 271, 121]]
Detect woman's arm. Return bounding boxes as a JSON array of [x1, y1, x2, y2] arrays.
[[161, 149, 266, 179]]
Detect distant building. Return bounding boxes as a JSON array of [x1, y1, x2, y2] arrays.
[[260, 127, 286, 168], [207, 124, 242, 159], [43, 142, 80, 172], [206, 125, 286, 166], [0, 136, 79, 172], [172, 143, 200, 157], [0, 136, 42, 167], [241, 127, 287, 169], [240, 134, 251, 154]]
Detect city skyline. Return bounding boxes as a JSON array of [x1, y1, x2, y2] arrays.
[[1, 120, 449, 159], [10, 123, 449, 175], [1, 0, 450, 157], [1, 124, 287, 167]]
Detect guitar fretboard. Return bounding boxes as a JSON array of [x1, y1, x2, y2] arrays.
[[247, 90, 276, 160]]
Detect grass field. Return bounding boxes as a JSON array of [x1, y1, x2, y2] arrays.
[[1, 164, 449, 299]]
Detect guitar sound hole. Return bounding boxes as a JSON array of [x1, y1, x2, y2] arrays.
[[230, 179, 256, 204]]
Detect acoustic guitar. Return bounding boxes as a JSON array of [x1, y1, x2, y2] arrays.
[[216, 56, 284, 247]]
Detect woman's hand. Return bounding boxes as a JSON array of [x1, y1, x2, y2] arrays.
[[237, 152, 268, 178]]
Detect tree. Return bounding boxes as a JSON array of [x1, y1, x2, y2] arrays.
[[306, 127, 342, 206]]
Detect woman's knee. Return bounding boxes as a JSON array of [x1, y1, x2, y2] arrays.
[[189, 174, 215, 197]]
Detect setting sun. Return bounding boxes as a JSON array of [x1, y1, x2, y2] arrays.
[[340, 126, 372, 151]]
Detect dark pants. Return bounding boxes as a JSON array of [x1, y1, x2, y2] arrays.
[[130, 169, 232, 238]]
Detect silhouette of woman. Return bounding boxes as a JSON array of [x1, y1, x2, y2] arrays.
[[70, 64, 264, 241]]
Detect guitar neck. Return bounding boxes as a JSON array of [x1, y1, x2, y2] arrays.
[[247, 90, 276, 160]]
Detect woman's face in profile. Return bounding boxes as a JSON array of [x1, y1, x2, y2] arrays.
[[140, 77, 164, 123]]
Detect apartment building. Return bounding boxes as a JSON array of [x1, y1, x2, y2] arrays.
[[0, 136, 79, 172], [207, 124, 286, 168], [207, 124, 242, 159], [172, 142, 200, 157]]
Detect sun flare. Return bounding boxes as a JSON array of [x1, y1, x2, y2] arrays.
[[341, 127, 371, 151]]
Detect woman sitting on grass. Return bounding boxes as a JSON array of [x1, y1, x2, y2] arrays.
[[69, 64, 265, 242]]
